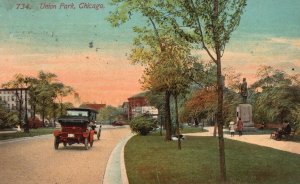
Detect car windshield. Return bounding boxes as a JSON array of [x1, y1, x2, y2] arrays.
[[66, 110, 89, 117]]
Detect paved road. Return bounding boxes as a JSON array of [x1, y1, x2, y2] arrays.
[[0, 126, 131, 184]]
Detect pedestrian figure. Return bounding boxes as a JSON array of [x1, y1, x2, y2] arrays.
[[229, 121, 236, 137], [275, 122, 292, 140], [237, 118, 244, 136], [17, 125, 22, 132]]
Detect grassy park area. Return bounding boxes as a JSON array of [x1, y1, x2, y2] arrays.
[[180, 127, 208, 134], [125, 133, 300, 184], [0, 128, 56, 140]]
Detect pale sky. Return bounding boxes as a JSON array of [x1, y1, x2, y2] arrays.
[[0, 0, 299, 106]]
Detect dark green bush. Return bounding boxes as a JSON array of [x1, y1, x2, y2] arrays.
[[0, 102, 19, 129], [130, 115, 157, 135]]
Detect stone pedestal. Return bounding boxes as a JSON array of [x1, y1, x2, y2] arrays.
[[236, 104, 256, 132]]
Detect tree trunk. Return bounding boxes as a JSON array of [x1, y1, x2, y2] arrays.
[[18, 90, 23, 127], [160, 115, 163, 136], [213, 0, 226, 182], [31, 104, 36, 129], [33, 104, 36, 121], [53, 103, 57, 128], [174, 95, 181, 150], [195, 117, 199, 127], [164, 90, 172, 141], [42, 99, 46, 126], [60, 98, 63, 116], [24, 90, 29, 133], [216, 42, 227, 184]]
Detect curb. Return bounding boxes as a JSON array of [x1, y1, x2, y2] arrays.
[[102, 133, 134, 184]]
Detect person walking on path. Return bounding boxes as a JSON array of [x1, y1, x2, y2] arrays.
[[229, 121, 236, 137], [237, 118, 244, 136]]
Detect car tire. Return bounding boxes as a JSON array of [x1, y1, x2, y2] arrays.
[[84, 137, 89, 150], [54, 136, 59, 150]]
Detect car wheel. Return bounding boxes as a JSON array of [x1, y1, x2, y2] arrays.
[[54, 137, 59, 150], [97, 129, 101, 140], [84, 137, 89, 150]]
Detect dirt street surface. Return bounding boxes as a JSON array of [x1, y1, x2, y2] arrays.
[[0, 127, 131, 184]]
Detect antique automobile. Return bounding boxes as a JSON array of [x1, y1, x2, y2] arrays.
[[53, 108, 101, 150], [111, 120, 125, 126]]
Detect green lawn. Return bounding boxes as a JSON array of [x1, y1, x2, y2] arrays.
[[125, 134, 300, 184], [181, 127, 208, 134], [153, 126, 207, 135], [0, 128, 56, 140]]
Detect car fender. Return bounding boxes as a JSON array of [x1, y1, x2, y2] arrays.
[[82, 131, 89, 138], [53, 130, 61, 137]]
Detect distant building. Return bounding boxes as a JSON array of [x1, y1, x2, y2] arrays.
[[127, 92, 158, 120], [121, 102, 130, 120], [134, 106, 158, 118], [0, 88, 31, 118], [80, 103, 106, 111]]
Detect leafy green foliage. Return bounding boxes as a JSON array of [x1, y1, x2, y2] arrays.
[[1, 71, 75, 127], [97, 105, 123, 124], [130, 115, 157, 135], [251, 66, 300, 127], [0, 100, 18, 129]]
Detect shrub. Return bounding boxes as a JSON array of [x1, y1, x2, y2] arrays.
[[0, 105, 18, 129], [130, 115, 157, 136], [28, 117, 43, 129]]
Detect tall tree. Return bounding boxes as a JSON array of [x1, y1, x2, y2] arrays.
[[132, 32, 193, 144], [109, 1, 196, 141], [157, 1, 247, 181], [109, 0, 247, 179]]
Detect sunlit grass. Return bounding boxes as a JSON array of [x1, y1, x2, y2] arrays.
[[125, 133, 300, 184]]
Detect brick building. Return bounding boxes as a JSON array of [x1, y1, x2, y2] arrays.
[[127, 92, 158, 120]]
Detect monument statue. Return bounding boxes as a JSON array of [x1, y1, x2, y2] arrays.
[[240, 78, 248, 103], [237, 77, 255, 131]]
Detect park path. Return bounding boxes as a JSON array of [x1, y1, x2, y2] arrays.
[[184, 127, 300, 155], [0, 126, 131, 184]]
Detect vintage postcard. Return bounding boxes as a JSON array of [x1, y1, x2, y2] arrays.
[[1, 0, 299, 183]]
